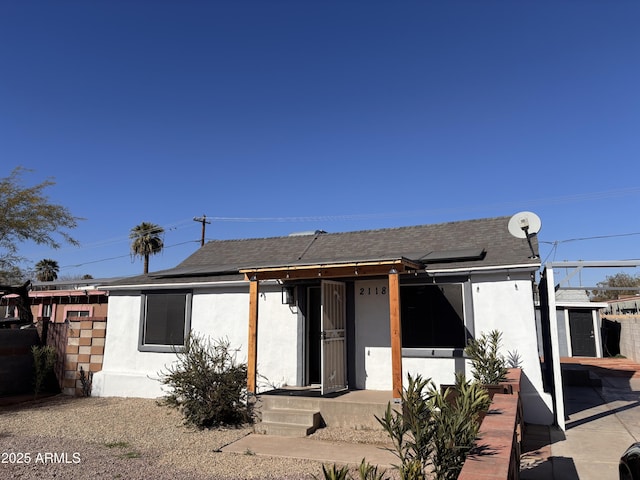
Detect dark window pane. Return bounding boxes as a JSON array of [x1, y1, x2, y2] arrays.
[[144, 293, 186, 346], [401, 284, 467, 348]]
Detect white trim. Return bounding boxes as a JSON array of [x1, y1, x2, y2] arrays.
[[426, 263, 539, 275], [556, 301, 608, 308], [102, 279, 281, 291], [593, 309, 603, 358], [564, 309, 572, 357], [544, 267, 566, 430]]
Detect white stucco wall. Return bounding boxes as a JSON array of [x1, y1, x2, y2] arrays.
[[354, 279, 391, 390], [353, 273, 553, 424], [93, 282, 298, 398], [471, 272, 553, 424]]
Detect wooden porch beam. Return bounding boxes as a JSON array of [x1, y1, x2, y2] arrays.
[[241, 259, 421, 282], [247, 278, 259, 394], [388, 271, 403, 401]]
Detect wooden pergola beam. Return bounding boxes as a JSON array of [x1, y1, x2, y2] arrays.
[[247, 278, 259, 394], [388, 271, 403, 401], [240, 258, 421, 282]]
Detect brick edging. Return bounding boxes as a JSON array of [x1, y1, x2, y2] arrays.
[[458, 368, 522, 480]]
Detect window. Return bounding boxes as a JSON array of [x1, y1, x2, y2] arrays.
[[42, 304, 52, 318], [401, 284, 468, 349], [67, 310, 89, 318], [139, 291, 192, 352]]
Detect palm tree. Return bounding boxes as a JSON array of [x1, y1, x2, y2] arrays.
[[130, 222, 164, 274], [35, 258, 59, 282]]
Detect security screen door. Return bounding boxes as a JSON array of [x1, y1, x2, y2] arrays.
[[320, 280, 347, 395]]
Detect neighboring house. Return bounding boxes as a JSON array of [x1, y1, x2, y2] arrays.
[[535, 290, 608, 358], [0, 279, 111, 323], [94, 215, 554, 425], [0, 278, 116, 396], [31, 280, 110, 322]]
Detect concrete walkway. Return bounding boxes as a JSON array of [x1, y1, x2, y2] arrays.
[[221, 434, 398, 468], [521, 358, 640, 480]]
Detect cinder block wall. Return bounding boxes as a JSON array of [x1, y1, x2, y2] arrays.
[[62, 318, 107, 396], [616, 316, 640, 363]]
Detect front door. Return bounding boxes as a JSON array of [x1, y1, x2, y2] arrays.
[[321, 280, 347, 395], [569, 310, 597, 357]]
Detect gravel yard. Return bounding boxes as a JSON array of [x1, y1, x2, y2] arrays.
[[1, 395, 389, 480]]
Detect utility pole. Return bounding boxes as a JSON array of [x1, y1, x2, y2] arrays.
[[193, 215, 211, 247]]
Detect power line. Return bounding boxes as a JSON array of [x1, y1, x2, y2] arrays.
[[208, 186, 640, 223], [24, 186, 640, 273], [59, 240, 199, 270], [540, 232, 640, 244], [539, 232, 640, 265]]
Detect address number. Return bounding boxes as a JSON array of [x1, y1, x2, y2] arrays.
[[359, 287, 387, 296]]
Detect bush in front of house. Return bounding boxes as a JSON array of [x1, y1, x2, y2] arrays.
[[464, 329, 508, 385], [159, 333, 251, 429], [375, 373, 490, 480], [430, 373, 492, 480]]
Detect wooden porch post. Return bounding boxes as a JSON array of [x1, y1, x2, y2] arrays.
[[388, 271, 403, 401], [247, 278, 259, 394]]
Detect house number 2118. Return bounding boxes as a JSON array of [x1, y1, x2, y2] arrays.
[[359, 286, 387, 295]]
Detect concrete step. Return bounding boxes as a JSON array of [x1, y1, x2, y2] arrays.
[[257, 407, 322, 437], [257, 390, 394, 432], [261, 395, 321, 411], [256, 421, 319, 437], [262, 408, 322, 427]]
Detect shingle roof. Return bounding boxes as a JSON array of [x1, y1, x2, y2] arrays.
[[106, 216, 540, 287]]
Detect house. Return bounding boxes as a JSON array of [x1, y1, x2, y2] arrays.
[[93, 215, 554, 425], [30, 279, 110, 323]]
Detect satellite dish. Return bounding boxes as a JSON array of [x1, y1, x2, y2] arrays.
[[508, 211, 542, 239], [508, 211, 541, 259]]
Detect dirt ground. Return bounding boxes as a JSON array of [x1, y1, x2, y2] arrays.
[[0, 395, 330, 480]]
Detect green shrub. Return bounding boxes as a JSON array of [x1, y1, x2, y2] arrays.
[[430, 373, 491, 480], [318, 464, 351, 480], [159, 333, 251, 429], [377, 374, 433, 480], [316, 459, 390, 480], [32, 345, 56, 397], [464, 329, 508, 385], [375, 373, 490, 480], [356, 459, 388, 480]]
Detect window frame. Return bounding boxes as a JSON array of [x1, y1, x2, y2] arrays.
[[138, 290, 193, 353], [399, 278, 474, 358]]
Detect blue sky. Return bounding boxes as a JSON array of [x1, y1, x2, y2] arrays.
[[2, 1, 639, 287]]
